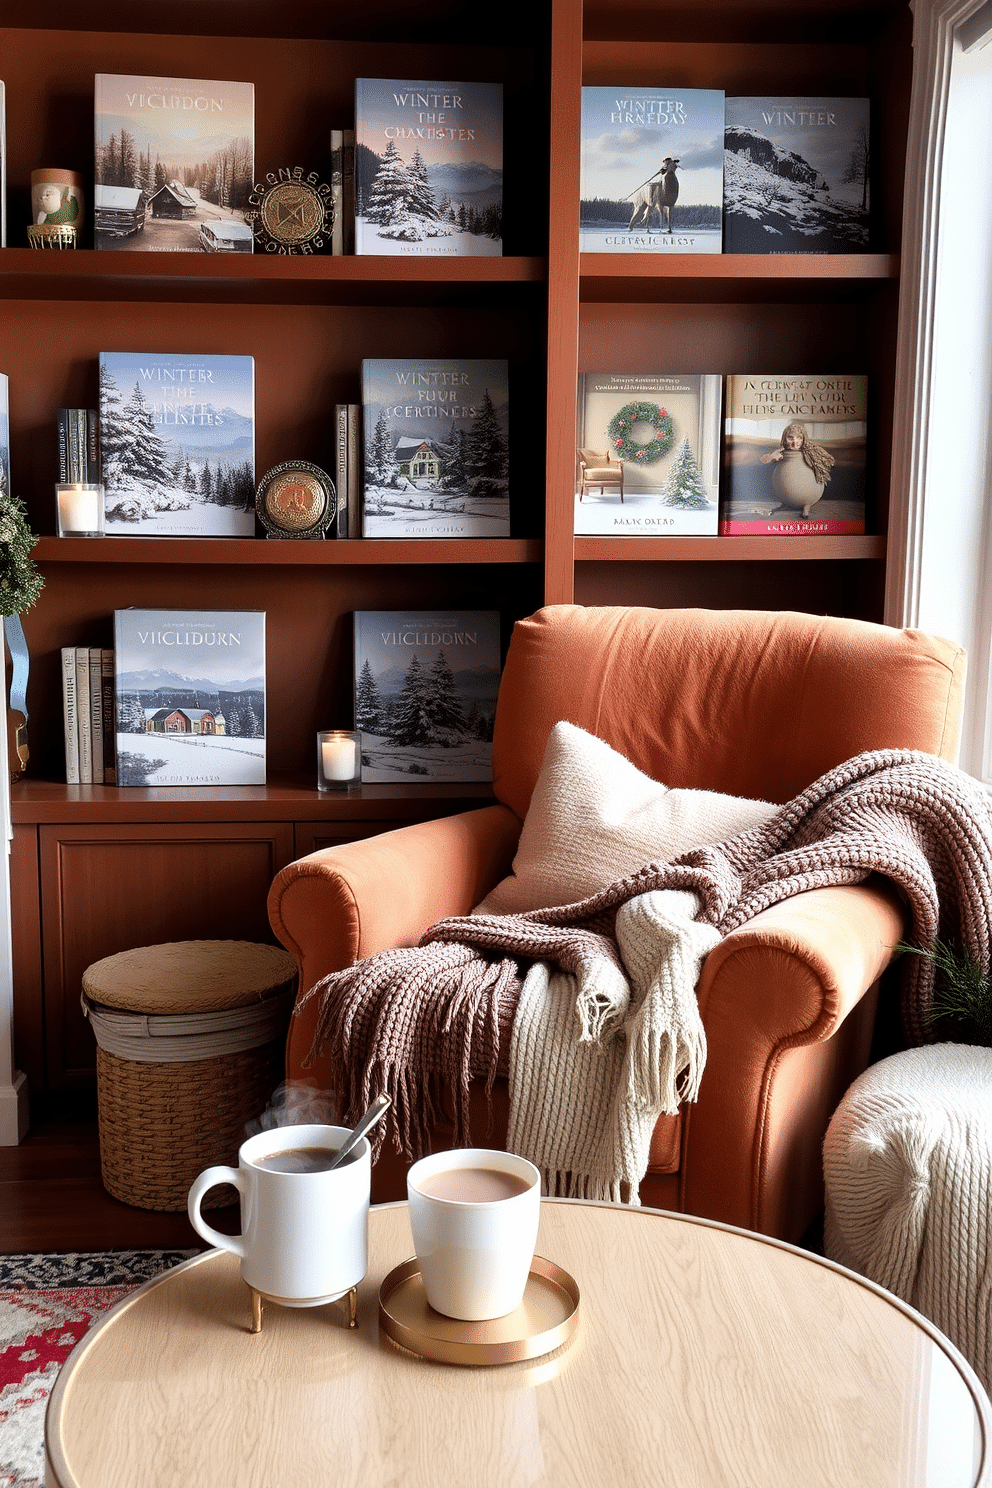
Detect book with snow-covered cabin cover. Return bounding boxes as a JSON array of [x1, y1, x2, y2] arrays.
[[94, 73, 254, 252], [354, 78, 502, 256], [99, 350, 255, 536], [353, 609, 500, 782], [360, 358, 509, 538], [114, 608, 265, 786], [580, 86, 724, 253], [723, 97, 870, 253]]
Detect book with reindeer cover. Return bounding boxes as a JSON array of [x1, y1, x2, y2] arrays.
[[579, 86, 725, 254]]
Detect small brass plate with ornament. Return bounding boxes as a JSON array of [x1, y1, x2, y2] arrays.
[[255, 462, 336, 539], [245, 168, 334, 254]]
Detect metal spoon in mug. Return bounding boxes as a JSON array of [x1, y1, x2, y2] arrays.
[[328, 1093, 391, 1170]]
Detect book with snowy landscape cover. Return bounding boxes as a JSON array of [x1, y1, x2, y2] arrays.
[[99, 351, 255, 537], [576, 373, 722, 535], [354, 79, 502, 256], [723, 97, 870, 253], [114, 608, 265, 786], [580, 87, 724, 254], [361, 358, 509, 538], [721, 374, 868, 535], [94, 73, 254, 252], [354, 610, 500, 782]]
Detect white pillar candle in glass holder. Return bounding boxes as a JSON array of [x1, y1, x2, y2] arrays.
[[317, 730, 361, 791], [56, 483, 105, 537]]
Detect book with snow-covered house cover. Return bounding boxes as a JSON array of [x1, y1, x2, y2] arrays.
[[114, 608, 265, 786], [354, 609, 500, 782], [723, 97, 870, 253], [580, 86, 724, 253], [99, 350, 255, 536], [354, 78, 502, 256], [575, 372, 722, 535], [94, 73, 254, 252], [360, 357, 509, 537]]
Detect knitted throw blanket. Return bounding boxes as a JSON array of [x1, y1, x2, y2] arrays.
[[299, 749, 992, 1196]]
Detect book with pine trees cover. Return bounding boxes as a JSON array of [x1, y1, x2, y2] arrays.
[[580, 87, 725, 254], [724, 97, 870, 253], [114, 608, 265, 786], [354, 609, 500, 782], [721, 374, 868, 535], [354, 79, 502, 256], [99, 351, 255, 536], [361, 358, 509, 537], [575, 373, 722, 534], [94, 73, 254, 252]]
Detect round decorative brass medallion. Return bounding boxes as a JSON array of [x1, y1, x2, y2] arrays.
[[245, 169, 334, 254], [255, 462, 336, 539]]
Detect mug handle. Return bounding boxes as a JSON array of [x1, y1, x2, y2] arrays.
[[187, 1165, 248, 1258]]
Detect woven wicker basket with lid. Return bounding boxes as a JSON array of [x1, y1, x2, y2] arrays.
[[82, 940, 297, 1212]]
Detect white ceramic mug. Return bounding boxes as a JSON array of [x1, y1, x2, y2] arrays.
[[407, 1148, 541, 1321], [187, 1123, 370, 1305]]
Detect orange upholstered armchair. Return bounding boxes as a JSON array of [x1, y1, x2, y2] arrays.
[[268, 606, 966, 1242]]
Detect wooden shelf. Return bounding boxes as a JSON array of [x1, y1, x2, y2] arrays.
[[579, 254, 899, 304], [34, 537, 543, 566], [575, 534, 886, 562]]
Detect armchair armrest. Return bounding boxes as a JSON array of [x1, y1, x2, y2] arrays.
[[268, 803, 521, 1084], [680, 876, 906, 1239]]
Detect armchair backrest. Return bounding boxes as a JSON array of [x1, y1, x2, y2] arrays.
[[492, 605, 966, 819]]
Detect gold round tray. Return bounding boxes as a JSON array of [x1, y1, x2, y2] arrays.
[[378, 1254, 580, 1366]]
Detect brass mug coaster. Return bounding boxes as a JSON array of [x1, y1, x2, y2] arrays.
[[378, 1255, 579, 1366], [27, 224, 77, 249], [248, 1283, 358, 1334]]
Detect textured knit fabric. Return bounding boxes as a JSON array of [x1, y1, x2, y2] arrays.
[[300, 748, 992, 1190], [823, 1043, 992, 1393]]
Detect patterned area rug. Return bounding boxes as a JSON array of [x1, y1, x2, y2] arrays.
[[0, 1250, 198, 1488]]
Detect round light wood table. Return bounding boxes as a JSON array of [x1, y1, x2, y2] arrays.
[[46, 1200, 991, 1488]]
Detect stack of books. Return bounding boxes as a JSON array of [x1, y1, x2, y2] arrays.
[[61, 647, 116, 784]]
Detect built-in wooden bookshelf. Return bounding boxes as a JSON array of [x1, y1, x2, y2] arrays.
[[1, 0, 913, 1117]]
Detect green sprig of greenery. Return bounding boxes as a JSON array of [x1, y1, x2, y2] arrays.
[[0, 491, 45, 617], [895, 937, 992, 1048]]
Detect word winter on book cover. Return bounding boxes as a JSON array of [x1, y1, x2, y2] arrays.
[[114, 609, 266, 786], [99, 351, 255, 537], [724, 96, 870, 253], [580, 87, 725, 254], [94, 73, 254, 253], [354, 79, 502, 256], [722, 374, 868, 535], [354, 609, 500, 782], [361, 358, 509, 538], [576, 372, 721, 535]]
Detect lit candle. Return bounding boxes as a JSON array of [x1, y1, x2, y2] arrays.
[[57, 484, 102, 535], [321, 737, 357, 780]]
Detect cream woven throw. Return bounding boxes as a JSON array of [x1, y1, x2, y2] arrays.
[[299, 748, 992, 1197]]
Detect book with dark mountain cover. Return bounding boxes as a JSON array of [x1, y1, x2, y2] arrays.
[[721, 374, 868, 535], [575, 373, 722, 535], [723, 97, 870, 253], [580, 86, 725, 254], [99, 351, 255, 536], [114, 608, 265, 786], [94, 73, 254, 252], [353, 609, 500, 782], [354, 79, 502, 256], [361, 358, 509, 538]]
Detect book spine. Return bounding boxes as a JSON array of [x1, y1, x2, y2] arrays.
[[346, 404, 360, 538], [330, 130, 345, 256], [334, 403, 349, 538], [86, 409, 101, 484], [56, 410, 70, 484], [75, 647, 93, 784], [88, 648, 104, 784], [61, 647, 80, 785], [101, 648, 116, 784], [341, 129, 355, 254], [76, 409, 88, 483]]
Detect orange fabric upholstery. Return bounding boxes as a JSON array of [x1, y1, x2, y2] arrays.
[[268, 605, 966, 1240]]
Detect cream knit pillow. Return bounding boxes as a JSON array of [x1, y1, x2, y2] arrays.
[[476, 721, 777, 915]]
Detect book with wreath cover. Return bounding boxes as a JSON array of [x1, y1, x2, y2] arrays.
[[361, 357, 509, 537], [353, 609, 500, 782], [354, 79, 502, 256], [113, 608, 265, 786], [724, 97, 870, 253], [580, 86, 725, 253], [575, 373, 721, 535], [721, 374, 868, 535], [99, 350, 255, 536]]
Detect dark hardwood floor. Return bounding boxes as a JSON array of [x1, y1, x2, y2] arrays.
[[0, 1120, 238, 1253]]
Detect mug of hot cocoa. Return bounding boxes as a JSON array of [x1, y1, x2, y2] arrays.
[[406, 1148, 541, 1321]]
